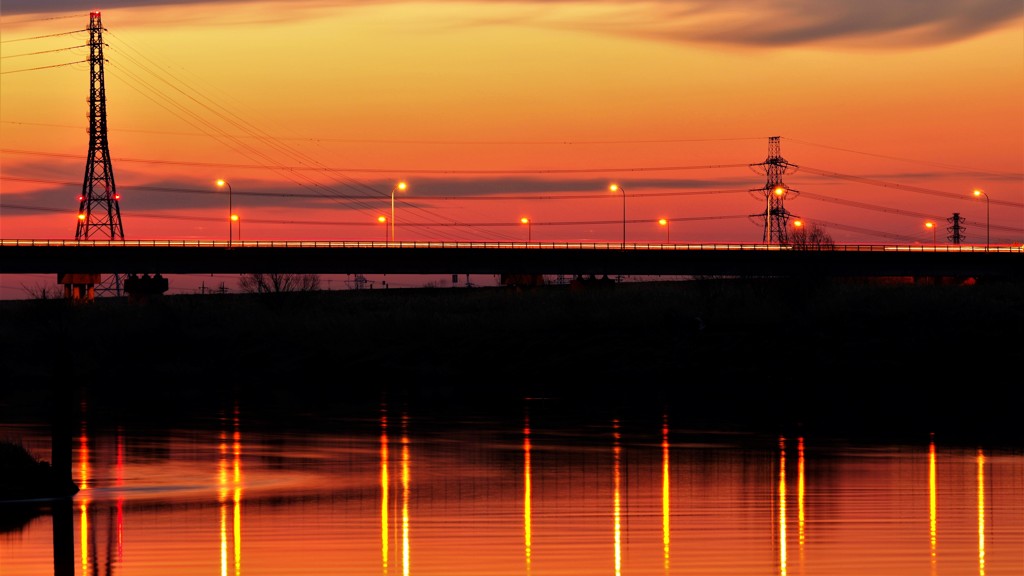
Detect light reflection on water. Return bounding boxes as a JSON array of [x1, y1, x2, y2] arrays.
[[1, 405, 1022, 576]]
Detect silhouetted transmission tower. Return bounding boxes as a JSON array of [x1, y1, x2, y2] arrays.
[[75, 11, 124, 296], [749, 136, 799, 244], [948, 212, 966, 244]]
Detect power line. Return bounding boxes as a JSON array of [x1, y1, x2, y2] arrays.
[[0, 202, 748, 229], [799, 165, 1023, 207], [0, 28, 87, 43], [0, 60, 88, 74], [0, 44, 89, 59], [784, 137, 1020, 179]]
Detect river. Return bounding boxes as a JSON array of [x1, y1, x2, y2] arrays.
[[2, 398, 1021, 576]]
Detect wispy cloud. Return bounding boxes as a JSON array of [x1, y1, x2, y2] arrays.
[[3, 0, 1020, 48]]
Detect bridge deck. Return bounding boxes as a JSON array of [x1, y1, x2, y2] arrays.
[[2, 240, 1020, 279]]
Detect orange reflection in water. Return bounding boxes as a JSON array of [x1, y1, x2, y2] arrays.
[[977, 449, 986, 576], [401, 414, 411, 576], [524, 414, 533, 575], [778, 436, 787, 576], [662, 417, 670, 574], [79, 424, 90, 576], [6, 413, 1016, 576], [797, 437, 805, 562], [929, 438, 938, 574], [613, 419, 622, 576], [382, 412, 390, 575], [218, 412, 244, 576], [115, 429, 125, 563]]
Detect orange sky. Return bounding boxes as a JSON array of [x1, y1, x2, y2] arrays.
[[1, 2, 1022, 281]]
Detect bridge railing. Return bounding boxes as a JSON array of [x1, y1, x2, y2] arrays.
[[1, 239, 1021, 252]]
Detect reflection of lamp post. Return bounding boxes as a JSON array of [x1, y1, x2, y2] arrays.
[[391, 181, 407, 244], [609, 184, 625, 249], [378, 216, 388, 244], [972, 189, 990, 251], [658, 218, 669, 243], [926, 221, 936, 245], [520, 217, 531, 242], [216, 179, 233, 246]]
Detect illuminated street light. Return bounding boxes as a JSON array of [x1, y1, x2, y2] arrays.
[[925, 221, 936, 245], [378, 215, 388, 244], [391, 181, 407, 244], [973, 189, 990, 251], [609, 184, 625, 249], [216, 179, 233, 247], [658, 218, 670, 243], [520, 217, 531, 242]]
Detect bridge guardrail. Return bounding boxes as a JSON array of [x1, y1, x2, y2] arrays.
[[1, 239, 1021, 252]]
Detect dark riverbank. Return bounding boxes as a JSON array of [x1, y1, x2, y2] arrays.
[[1, 277, 1021, 447]]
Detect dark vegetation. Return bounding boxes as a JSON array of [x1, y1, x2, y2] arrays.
[[1, 277, 1021, 448], [0, 440, 78, 505]]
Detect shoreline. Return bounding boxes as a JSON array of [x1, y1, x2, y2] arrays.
[[2, 277, 1021, 448]]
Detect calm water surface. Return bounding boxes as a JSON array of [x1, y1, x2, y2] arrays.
[[2, 403, 1022, 576]]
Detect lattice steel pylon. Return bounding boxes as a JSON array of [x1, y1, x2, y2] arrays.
[[749, 136, 799, 244], [75, 11, 124, 296]]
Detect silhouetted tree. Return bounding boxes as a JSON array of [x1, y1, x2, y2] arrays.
[[24, 283, 62, 300], [790, 223, 835, 250], [239, 273, 321, 294]]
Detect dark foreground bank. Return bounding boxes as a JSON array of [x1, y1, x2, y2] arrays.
[[1, 277, 1021, 447]]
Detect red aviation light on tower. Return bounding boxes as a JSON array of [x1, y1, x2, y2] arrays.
[[90, 11, 101, 17]]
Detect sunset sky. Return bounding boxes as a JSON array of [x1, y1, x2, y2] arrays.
[[1, 1, 1022, 293]]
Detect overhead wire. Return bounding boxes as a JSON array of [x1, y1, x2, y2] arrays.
[[0, 25, 89, 73], [783, 137, 1022, 179]]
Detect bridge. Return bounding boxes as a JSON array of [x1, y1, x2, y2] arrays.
[[2, 240, 1020, 283]]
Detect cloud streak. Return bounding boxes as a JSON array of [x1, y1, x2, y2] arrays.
[[3, 0, 1020, 48]]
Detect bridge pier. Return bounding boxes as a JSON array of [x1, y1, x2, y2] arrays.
[[57, 273, 101, 302]]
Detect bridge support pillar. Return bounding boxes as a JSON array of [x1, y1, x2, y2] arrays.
[[57, 273, 102, 302]]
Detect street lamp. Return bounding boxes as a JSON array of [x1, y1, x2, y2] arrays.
[[609, 183, 625, 249], [925, 221, 936, 245], [216, 179, 233, 246], [378, 215, 388, 244], [658, 218, 669, 243], [391, 181, 407, 244], [973, 189, 990, 250], [520, 217, 531, 242]]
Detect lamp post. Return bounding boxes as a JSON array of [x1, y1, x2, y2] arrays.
[[520, 217, 531, 242], [973, 189, 990, 251], [925, 221, 936, 246], [391, 181, 407, 244], [609, 184, 625, 249], [378, 216, 388, 244], [658, 218, 669, 243], [216, 179, 232, 247]]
